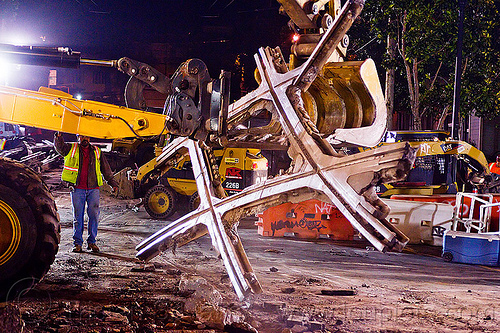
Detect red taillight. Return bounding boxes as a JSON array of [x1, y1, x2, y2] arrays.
[[252, 163, 258, 169]]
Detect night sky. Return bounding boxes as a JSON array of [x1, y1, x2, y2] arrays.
[[1, 1, 290, 70]]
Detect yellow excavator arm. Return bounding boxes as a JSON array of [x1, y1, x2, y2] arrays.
[[0, 85, 167, 139], [0, 44, 222, 142]]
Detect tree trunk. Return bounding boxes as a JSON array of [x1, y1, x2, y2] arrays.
[[399, 11, 421, 130], [437, 106, 451, 130], [401, 57, 421, 130], [385, 34, 397, 130], [411, 61, 421, 130]]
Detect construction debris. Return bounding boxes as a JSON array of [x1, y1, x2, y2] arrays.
[[10, 183, 500, 332], [0, 304, 25, 333], [0, 137, 62, 172], [320, 289, 357, 296]]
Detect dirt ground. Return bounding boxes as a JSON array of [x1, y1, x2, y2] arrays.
[[4, 169, 500, 333]]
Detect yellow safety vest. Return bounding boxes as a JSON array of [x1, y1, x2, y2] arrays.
[[62, 143, 103, 186]]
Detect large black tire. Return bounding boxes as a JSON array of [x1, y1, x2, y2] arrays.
[[189, 191, 200, 212], [144, 184, 177, 219], [0, 158, 60, 301]]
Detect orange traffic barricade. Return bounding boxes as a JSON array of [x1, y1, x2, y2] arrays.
[[256, 199, 354, 240]]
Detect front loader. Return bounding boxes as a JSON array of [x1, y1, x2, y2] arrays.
[[132, 146, 268, 219], [0, 0, 415, 301]]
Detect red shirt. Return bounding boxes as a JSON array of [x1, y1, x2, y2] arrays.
[[76, 145, 98, 189]]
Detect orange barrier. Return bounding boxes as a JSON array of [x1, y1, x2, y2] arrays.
[[257, 199, 354, 240], [391, 194, 500, 232]]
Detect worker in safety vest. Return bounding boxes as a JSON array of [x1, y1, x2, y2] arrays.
[[54, 132, 118, 253], [489, 155, 500, 175]]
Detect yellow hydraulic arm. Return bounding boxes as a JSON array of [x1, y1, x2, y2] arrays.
[[0, 85, 167, 139], [0, 44, 179, 139]]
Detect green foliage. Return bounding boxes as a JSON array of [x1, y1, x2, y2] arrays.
[[349, 0, 500, 128], [461, 0, 500, 119]]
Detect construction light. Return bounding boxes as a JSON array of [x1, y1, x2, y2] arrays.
[[0, 33, 33, 46], [292, 34, 300, 43]]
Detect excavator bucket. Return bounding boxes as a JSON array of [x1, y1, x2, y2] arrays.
[[320, 60, 388, 147]]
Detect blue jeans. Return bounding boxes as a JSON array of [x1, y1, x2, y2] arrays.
[[71, 188, 100, 246]]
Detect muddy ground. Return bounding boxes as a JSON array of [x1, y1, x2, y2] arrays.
[[3, 170, 500, 333]]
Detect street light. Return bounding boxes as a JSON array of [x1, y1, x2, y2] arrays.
[[451, 0, 466, 140]]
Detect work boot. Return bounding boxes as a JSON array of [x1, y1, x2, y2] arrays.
[[87, 243, 100, 253], [72, 245, 83, 253]]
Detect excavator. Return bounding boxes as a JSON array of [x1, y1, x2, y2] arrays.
[[0, 0, 416, 301], [348, 130, 494, 196]]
